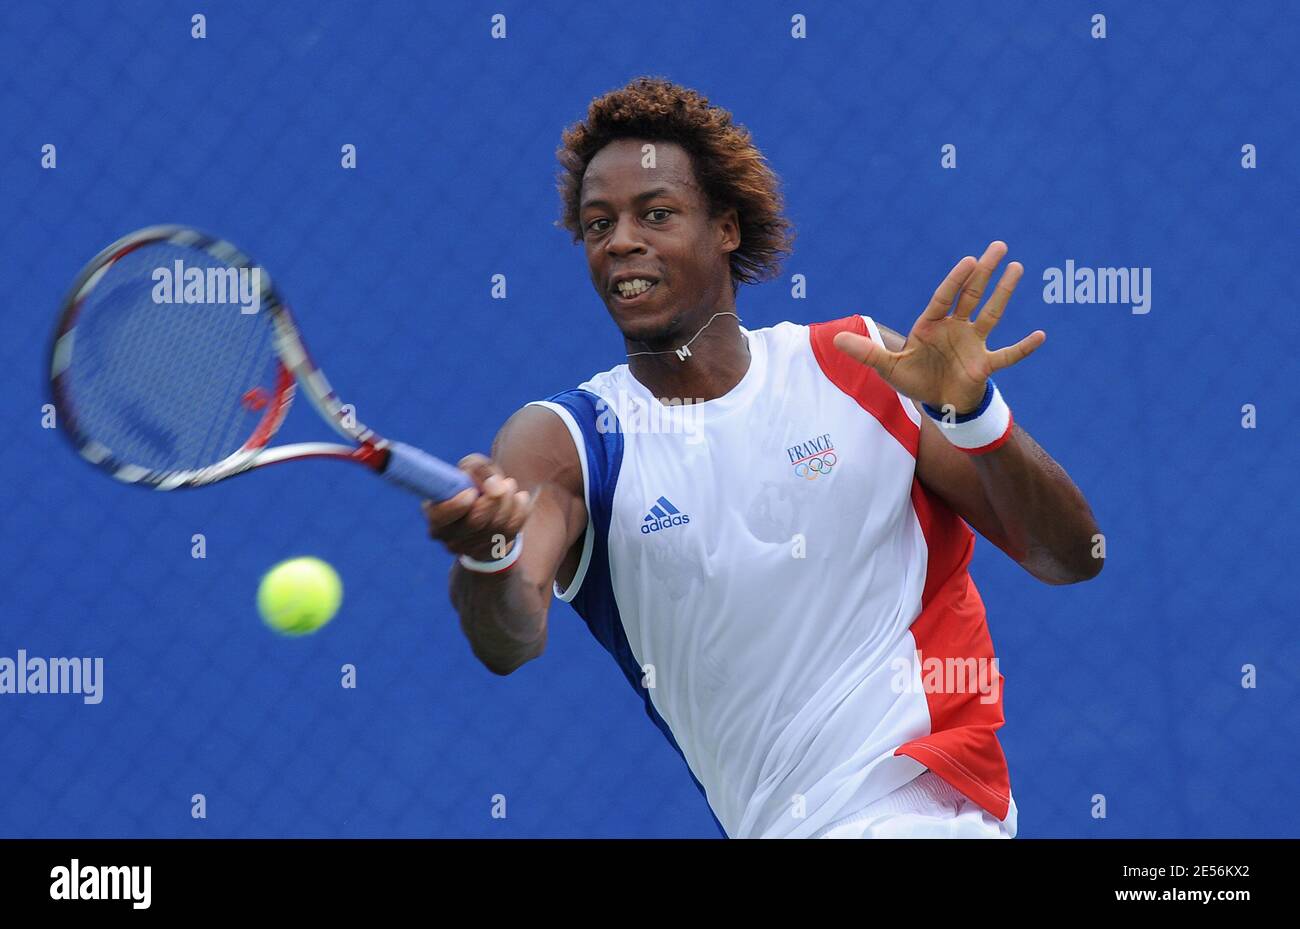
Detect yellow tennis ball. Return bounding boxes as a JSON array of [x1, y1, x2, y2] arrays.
[[257, 556, 342, 636]]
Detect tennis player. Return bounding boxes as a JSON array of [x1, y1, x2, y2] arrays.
[[424, 77, 1102, 839]]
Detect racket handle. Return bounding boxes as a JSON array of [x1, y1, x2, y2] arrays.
[[382, 442, 474, 502]]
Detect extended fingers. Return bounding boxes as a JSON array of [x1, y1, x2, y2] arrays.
[[953, 241, 1008, 321], [987, 329, 1046, 371], [831, 329, 897, 377], [973, 260, 1024, 339], [920, 255, 978, 322]]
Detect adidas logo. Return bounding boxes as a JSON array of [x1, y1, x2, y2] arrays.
[[641, 496, 691, 534]]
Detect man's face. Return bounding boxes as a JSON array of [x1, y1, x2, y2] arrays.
[[578, 138, 738, 344]]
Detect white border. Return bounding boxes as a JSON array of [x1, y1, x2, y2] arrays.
[[526, 401, 594, 602]]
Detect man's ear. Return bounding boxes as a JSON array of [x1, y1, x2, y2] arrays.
[[716, 207, 740, 255]]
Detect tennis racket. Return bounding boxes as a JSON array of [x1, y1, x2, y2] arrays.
[[49, 224, 474, 501]]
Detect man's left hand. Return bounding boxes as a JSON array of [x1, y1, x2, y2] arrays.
[[832, 241, 1045, 414]]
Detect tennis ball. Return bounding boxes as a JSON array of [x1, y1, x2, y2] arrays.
[[257, 556, 342, 636]]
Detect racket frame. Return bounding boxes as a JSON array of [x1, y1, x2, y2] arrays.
[[50, 225, 396, 491]]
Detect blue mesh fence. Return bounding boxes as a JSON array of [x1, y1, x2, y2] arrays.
[[0, 0, 1296, 837]]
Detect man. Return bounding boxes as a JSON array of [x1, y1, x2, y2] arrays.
[[424, 76, 1102, 838]]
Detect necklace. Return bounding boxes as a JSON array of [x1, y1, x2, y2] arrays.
[[626, 311, 742, 362]]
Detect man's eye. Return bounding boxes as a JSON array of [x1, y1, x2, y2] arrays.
[[647, 208, 672, 222], [586, 218, 610, 234]]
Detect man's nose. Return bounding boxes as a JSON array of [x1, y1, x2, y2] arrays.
[[605, 215, 647, 255]]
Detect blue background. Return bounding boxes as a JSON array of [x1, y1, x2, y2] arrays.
[[1, 0, 1296, 837]]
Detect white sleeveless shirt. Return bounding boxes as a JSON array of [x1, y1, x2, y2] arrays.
[[528, 315, 1017, 838]]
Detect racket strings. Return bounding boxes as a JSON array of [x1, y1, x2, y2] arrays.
[[65, 242, 282, 474]]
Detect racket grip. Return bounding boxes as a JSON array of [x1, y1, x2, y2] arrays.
[[382, 442, 474, 502]]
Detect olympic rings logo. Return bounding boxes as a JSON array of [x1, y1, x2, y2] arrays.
[[793, 452, 837, 480]]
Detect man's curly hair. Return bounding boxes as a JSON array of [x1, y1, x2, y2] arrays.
[[556, 76, 795, 294]]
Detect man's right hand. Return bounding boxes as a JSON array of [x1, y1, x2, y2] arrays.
[[422, 453, 534, 563], [429, 405, 586, 674]]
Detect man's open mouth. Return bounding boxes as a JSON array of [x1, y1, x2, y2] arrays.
[[612, 278, 659, 303]]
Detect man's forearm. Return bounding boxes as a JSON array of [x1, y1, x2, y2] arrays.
[[449, 562, 549, 674], [970, 424, 1102, 584]]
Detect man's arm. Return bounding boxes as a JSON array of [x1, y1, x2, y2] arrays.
[[424, 405, 587, 674], [877, 321, 1102, 585], [832, 242, 1103, 586]]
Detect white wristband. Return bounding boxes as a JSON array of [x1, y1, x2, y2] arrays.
[[458, 534, 523, 574], [921, 380, 1014, 454]]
